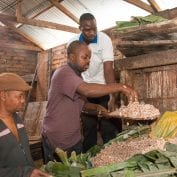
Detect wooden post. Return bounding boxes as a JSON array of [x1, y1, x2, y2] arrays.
[[36, 51, 50, 101]]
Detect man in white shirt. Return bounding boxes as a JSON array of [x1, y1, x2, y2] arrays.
[[68, 13, 120, 152]]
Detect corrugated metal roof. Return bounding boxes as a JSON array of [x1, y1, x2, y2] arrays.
[[19, 4, 79, 50], [19, 0, 150, 50], [22, 0, 51, 17], [1, 0, 177, 50], [0, 0, 16, 15]]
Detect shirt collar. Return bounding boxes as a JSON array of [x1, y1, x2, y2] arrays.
[[79, 33, 98, 44]]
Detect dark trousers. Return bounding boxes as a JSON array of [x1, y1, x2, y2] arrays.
[[42, 135, 83, 164], [81, 95, 122, 152]]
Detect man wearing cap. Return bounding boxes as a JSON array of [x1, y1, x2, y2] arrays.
[[0, 73, 50, 177]]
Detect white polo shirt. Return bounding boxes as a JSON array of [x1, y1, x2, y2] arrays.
[[68, 32, 114, 84]]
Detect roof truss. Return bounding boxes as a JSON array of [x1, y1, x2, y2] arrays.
[[16, 1, 79, 33], [147, 0, 161, 12], [123, 0, 154, 13], [48, 0, 79, 24], [0, 0, 164, 51]]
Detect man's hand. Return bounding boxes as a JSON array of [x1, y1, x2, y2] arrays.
[[30, 169, 53, 177], [121, 84, 138, 103], [96, 104, 111, 119], [96, 104, 108, 113]]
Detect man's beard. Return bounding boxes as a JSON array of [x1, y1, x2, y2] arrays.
[[68, 62, 82, 76]]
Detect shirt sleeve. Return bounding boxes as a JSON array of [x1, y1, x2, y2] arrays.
[[101, 33, 114, 62], [53, 67, 84, 100]]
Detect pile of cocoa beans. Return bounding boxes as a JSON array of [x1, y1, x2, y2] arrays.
[[91, 136, 165, 167], [109, 101, 160, 120]]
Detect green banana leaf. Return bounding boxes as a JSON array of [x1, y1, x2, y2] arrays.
[[43, 128, 177, 177], [44, 161, 84, 177], [116, 15, 166, 31]]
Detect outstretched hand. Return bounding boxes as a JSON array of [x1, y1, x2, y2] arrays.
[[121, 84, 138, 102]]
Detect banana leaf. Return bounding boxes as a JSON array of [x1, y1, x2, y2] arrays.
[[85, 145, 102, 157], [165, 142, 177, 153], [134, 168, 177, 177], [116, 21, 139, 30], [111, 168, 177, 177], [159, 151, 177, 168], [80, 147, 177, 177], [111, 169, 136, 177], [116, 15, 166, 31], [43, 161, 84, 177], [43, 127, 177, 177], [80, 161, 137, 177], [104, 125, 150, 147]]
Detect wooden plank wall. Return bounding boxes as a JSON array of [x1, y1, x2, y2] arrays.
[[36, 51, 50, 101], [0, 48, 37, 76], [51, 44, 67, 70], [24, 101, 47, 139], [116, 49, 177, 113], [0, 26, 37, 76]]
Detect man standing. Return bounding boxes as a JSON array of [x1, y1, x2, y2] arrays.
[[68, 13, 119, 152], [42, 41, 138, 163], [0, 73, 50, 177]]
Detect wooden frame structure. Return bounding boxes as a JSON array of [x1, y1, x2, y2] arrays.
[[0, 0, 166, 50]]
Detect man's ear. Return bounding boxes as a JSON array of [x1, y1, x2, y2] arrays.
[[79, 25, 81, 30], [69, 54, 76, 62]]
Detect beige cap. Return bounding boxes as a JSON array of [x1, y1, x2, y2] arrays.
[[0, 73, 32, 91]]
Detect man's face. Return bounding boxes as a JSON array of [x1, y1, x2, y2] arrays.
[[3, 91, 26, 113], [71, 44, 91, 72], [80, 19, 97, 41]]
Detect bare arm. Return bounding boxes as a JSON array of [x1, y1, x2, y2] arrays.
[[104, 61, 115, 84], [77, 82, 138, 102], [82, 102, 110, 118], [104, 61, 116, 111], [83, 102, 108, 112]]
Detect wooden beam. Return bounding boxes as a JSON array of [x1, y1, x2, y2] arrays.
[[0, 20, 44, 50], [123, 0, 154, 13], [114, 49, 177, 70], [2, 3, 79, 33], [15, 0, 79, 33], [113, 17, 177, 35], [17, 16, 79, 33], [153, 7, 177, 20], [1, 42, 42, 51], [115, 39, 177, 47], [147, 0, 161, 12], [16, 5, 53, 28], [16, 0, 22, 20], [48, 0, 79, 24]]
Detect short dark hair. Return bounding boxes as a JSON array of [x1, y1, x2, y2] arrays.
[[79, 13, 95, 24], [67, 40, 83, 56]]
